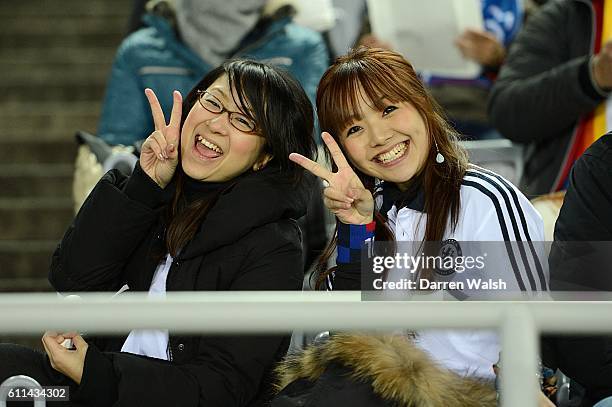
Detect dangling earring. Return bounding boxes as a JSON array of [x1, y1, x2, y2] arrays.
[[434, 140, 445, 164]]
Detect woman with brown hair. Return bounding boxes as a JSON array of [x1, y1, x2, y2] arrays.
[[289, 47, 547, 380]]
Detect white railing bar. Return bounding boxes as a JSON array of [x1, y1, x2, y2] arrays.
[[501, 305, 539, 407], [0, 292, 611, 334], [1, 292, 612, 407], [0, 297, 503, 334]]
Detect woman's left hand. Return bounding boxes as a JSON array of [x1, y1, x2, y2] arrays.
[[42, 331, 88, 384]]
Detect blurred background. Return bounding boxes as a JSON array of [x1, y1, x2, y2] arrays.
[[1, 0, 131, 293]]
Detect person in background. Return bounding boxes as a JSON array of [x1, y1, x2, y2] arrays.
[[98, 0, 329, 147], [126, 0, 148, 34], [488, 0, 611, 197], [0, 59, 317, 406], [544, 133, 612, 407], [359, 0, 533, 140], [422, 0, 525, 140], [324, 0, 368, 58]]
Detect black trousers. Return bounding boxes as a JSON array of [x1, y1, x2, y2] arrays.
[[0, 343, 76, 406]]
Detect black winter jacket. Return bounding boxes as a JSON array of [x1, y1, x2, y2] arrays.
[[488, 0, 609, 197], [544, 134, 612, 406], [49, 163, 312, 406]]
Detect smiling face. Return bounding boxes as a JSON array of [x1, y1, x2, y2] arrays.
[[179, 74, 269, 182], [338, 94, 430, 190]]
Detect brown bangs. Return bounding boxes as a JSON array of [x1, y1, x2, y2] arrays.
[[317, 47, 418, 138]]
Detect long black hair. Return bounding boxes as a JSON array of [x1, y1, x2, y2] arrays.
[[181, 59, 317, 183], [165, 59, 317, 257]]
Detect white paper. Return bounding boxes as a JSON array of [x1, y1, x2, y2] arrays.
[[293, 0, 336, 32], [367, 0, 484, 78]]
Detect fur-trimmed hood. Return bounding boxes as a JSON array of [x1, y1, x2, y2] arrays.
[[274, 334, 497, 407]]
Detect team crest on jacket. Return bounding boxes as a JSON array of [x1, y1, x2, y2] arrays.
[[435, 239, 462, 276]]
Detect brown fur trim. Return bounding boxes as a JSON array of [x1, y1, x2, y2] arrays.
[[275, 334, 497, 406]]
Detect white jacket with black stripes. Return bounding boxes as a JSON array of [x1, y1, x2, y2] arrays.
[[378, 165, 549, 379], [383, 165, 548, 292]]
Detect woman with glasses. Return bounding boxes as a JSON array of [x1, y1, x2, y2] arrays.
[[0, 59, 316, 406]]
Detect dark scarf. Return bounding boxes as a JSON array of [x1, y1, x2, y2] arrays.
[[177, 165, 314, 260], [182, 173, 236, 203], [381, 175, 426, 217]]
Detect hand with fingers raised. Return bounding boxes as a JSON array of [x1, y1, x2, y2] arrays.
[[290, 132, 374, 225], [140, 88, 183, 189]]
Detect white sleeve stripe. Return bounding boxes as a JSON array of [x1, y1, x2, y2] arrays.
[[462, 179, 530, 291], [465, 168, 547, 290]]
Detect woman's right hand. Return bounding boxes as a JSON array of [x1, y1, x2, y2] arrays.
[[140, 88, 182, 188], [289, 132, 374, 225]]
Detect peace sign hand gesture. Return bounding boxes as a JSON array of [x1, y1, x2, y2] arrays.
[[290, 132, 374, 225], [140, 88, 182, 189]]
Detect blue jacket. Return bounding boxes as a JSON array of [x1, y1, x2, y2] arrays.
[[98, 12, 329, 146]]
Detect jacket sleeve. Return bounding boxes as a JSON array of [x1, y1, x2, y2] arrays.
[[331, 221, 376, 291], [97, 34, 152, 146], [461, 171, 549, 293], [49, 163, 168, 292], [545, 136, 612, 403], [488, 0, 607, 144], [72, 222, 304, 407], [549, 135, 612, 290]]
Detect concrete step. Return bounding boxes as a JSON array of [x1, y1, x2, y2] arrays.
[[2, 82, 107, 103], [0, 240, 57, 281], [0, 103, 101, 136], [0, 46, 118, 64], [3, 130, 95, 142], [0, 198, 73, 240], [1, 15, 126, 35], [3, 64, 111, 86], [0, 0, 130, 17], [0, 278, 53, 292], [1, 32, 125, 49], [0, 139, 77, 164], [0, 165, 73, 198]]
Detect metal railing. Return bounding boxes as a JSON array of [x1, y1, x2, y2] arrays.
[[1, 291, 612, 407], [0, 375, 45, 407]]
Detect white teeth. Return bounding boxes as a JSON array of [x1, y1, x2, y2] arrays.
[[376, 142, 407, 164], [197, 136, 222, 154]]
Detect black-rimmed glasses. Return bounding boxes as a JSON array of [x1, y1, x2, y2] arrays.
[[197, 90, 258, 134]]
